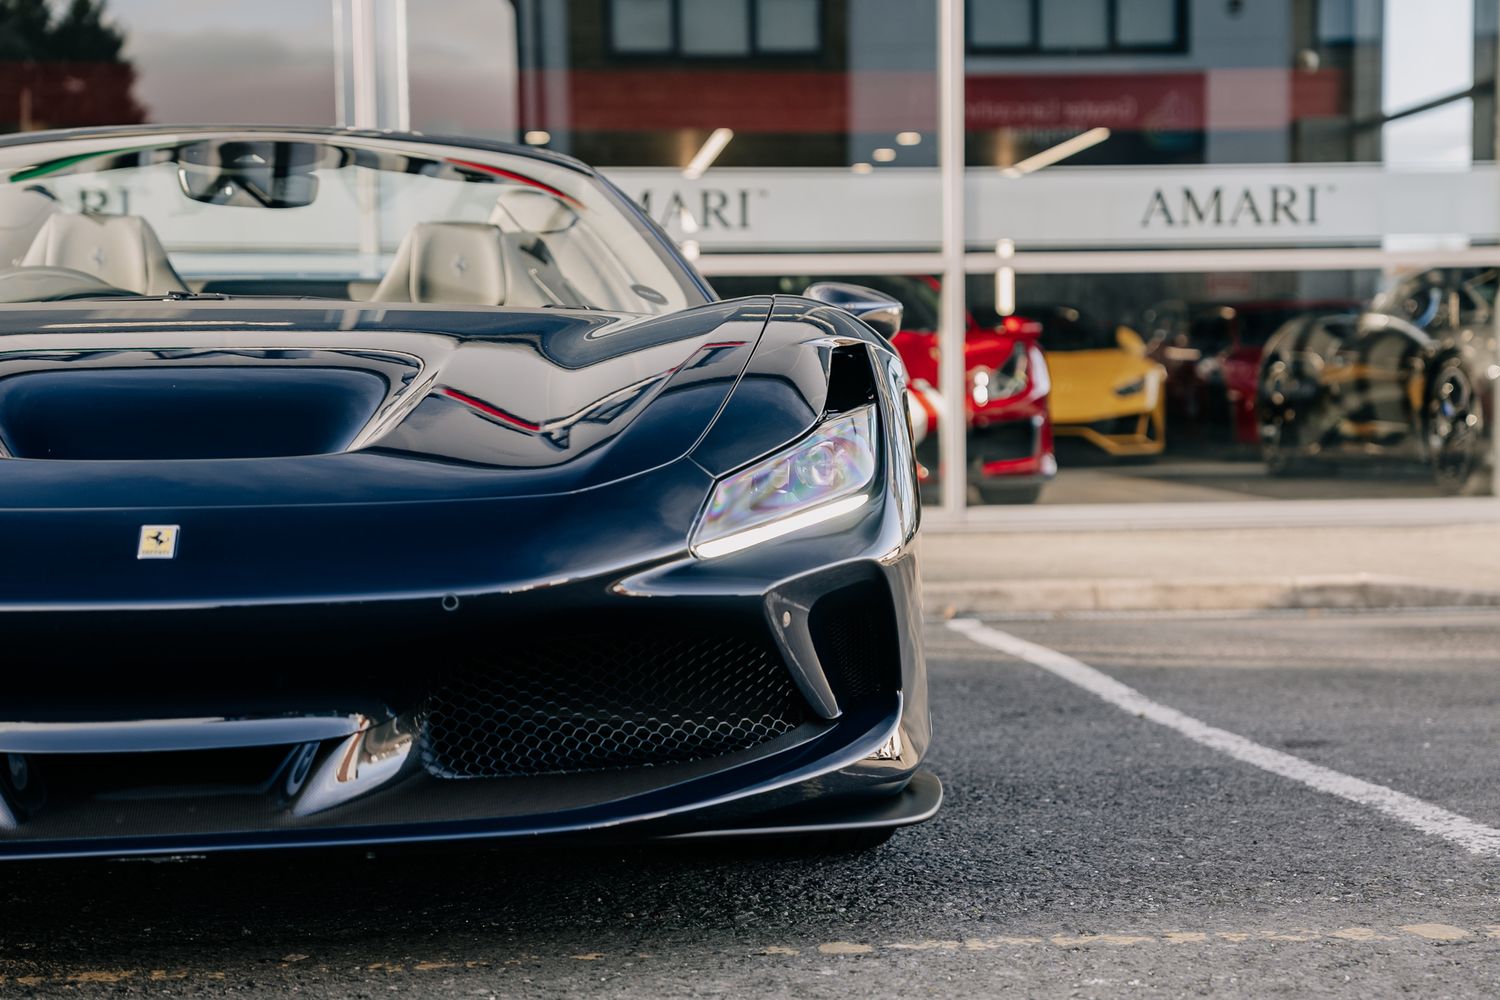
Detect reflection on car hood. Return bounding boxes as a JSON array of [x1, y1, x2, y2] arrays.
[[0, 299, 771, 508]]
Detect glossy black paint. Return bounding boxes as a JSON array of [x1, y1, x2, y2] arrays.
[[0, 128, 933, 857]]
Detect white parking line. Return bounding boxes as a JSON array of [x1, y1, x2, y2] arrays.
[[947, 617, 1500, 857]]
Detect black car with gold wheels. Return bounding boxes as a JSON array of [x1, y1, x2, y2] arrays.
[[1257, 269, 1495, 493]]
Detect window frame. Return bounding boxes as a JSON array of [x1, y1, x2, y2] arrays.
[[605, 0, 825, 60], [964, 0, 1188, 56]]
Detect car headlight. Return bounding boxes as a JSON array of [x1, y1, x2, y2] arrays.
[[971, 344, 1029, 407], [692, 405, 879, 559], [1114, 377, 1146, 397]]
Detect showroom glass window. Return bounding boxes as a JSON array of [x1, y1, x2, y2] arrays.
[[609, 0, 823, 57], [966, 0, 1186, 54], [959, 0, 1499, 510]]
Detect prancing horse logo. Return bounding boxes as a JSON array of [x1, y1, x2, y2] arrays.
[[451, 255, 468, 275], [137, 524, 179, 560]]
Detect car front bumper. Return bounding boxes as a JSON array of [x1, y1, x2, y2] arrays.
[[0, 471, 931, 860]]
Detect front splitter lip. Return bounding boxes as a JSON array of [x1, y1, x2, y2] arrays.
[[0, 700, 915, 862], [666, 770, 941, 841]]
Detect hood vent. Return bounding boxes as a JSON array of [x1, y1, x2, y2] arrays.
[[0, 367, 388, 460]]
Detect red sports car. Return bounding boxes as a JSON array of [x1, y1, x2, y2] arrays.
[[711, 274, 1054, 504]]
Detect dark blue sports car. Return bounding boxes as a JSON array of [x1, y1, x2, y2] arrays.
[[0, 125, 936, 859]]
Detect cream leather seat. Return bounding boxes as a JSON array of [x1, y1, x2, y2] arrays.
[[22, 212, 187, 295], [372, 221, 590, 308], [0, 187, 61, 267], [372, 222, 508, 305]]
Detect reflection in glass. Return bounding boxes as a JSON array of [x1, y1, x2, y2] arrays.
[[964, 270, 1497, 506]]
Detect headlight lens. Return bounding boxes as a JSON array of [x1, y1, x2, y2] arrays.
[[693, 405, 878, 559], [971, 344, 1029, 407]]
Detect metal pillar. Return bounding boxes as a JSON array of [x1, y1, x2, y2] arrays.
[[1493, 2, 1500, 501], [937, 0, 967, 518], [333, 0, 410, 131]]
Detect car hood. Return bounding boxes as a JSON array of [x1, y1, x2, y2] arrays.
[[0, 298, 770, 509], [1045, 349, 1164, 424]]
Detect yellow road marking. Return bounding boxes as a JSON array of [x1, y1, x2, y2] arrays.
[[1052, 934, 1155, 947], [1161, 932, 1208, 945], [1401, 924, 1470, 941], [1331, 928, 1395, 941], [65, 971, 132, 984], [888, 939, 961, 952], [818, 942, 875, 955], [963, 936, 1044, 950], [757, 946, 800, 956]]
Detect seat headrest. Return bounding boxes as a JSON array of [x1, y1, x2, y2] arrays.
[[0, 187, 60, 267], [21, 212, 187, 296], [372, 222, 508, 305]]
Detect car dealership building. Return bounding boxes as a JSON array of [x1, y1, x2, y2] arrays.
[[14, 0, 1499, 524]]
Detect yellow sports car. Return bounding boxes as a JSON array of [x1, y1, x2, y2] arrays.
[[1032, 305, 1166, 457]]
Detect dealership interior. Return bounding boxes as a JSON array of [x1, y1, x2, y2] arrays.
[[12, 0, 1498, 523]]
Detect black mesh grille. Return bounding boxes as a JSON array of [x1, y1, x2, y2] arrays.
[[420, 626, 808, 778], [809, 581, 901, 711]]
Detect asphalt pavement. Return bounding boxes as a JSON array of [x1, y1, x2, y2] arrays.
[[5, 609, 1500, 997]]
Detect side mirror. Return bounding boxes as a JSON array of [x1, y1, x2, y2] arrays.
[[1116, 325, 1148, 358], [803, 282, 903, 339]]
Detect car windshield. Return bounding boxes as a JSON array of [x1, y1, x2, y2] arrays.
[[0, 131, 703, 313]]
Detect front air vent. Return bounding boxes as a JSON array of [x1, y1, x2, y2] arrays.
[[0, 367, 387, 460], [825, 344, 878, 414], [808, 579, 902, 711]]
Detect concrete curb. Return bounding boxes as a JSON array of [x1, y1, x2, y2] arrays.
[[923, 574, 1500, 615]]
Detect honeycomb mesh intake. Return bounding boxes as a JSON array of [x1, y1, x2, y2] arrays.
[[420, 626, 808, 778]]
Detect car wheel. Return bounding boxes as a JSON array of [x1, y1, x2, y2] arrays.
[[1425, 356, 1485, 494]]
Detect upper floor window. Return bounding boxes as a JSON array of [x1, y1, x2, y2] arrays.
[[1315, 0, 1381, 46], [967, 0, 1186, 54], [610, 0, 822, 58]]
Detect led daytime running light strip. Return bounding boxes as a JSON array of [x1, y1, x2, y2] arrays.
[[692, 494, 871, 560]]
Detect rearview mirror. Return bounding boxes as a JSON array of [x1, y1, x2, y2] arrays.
[[177, 139, 325, 209], [803, 282, 903, 339]]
